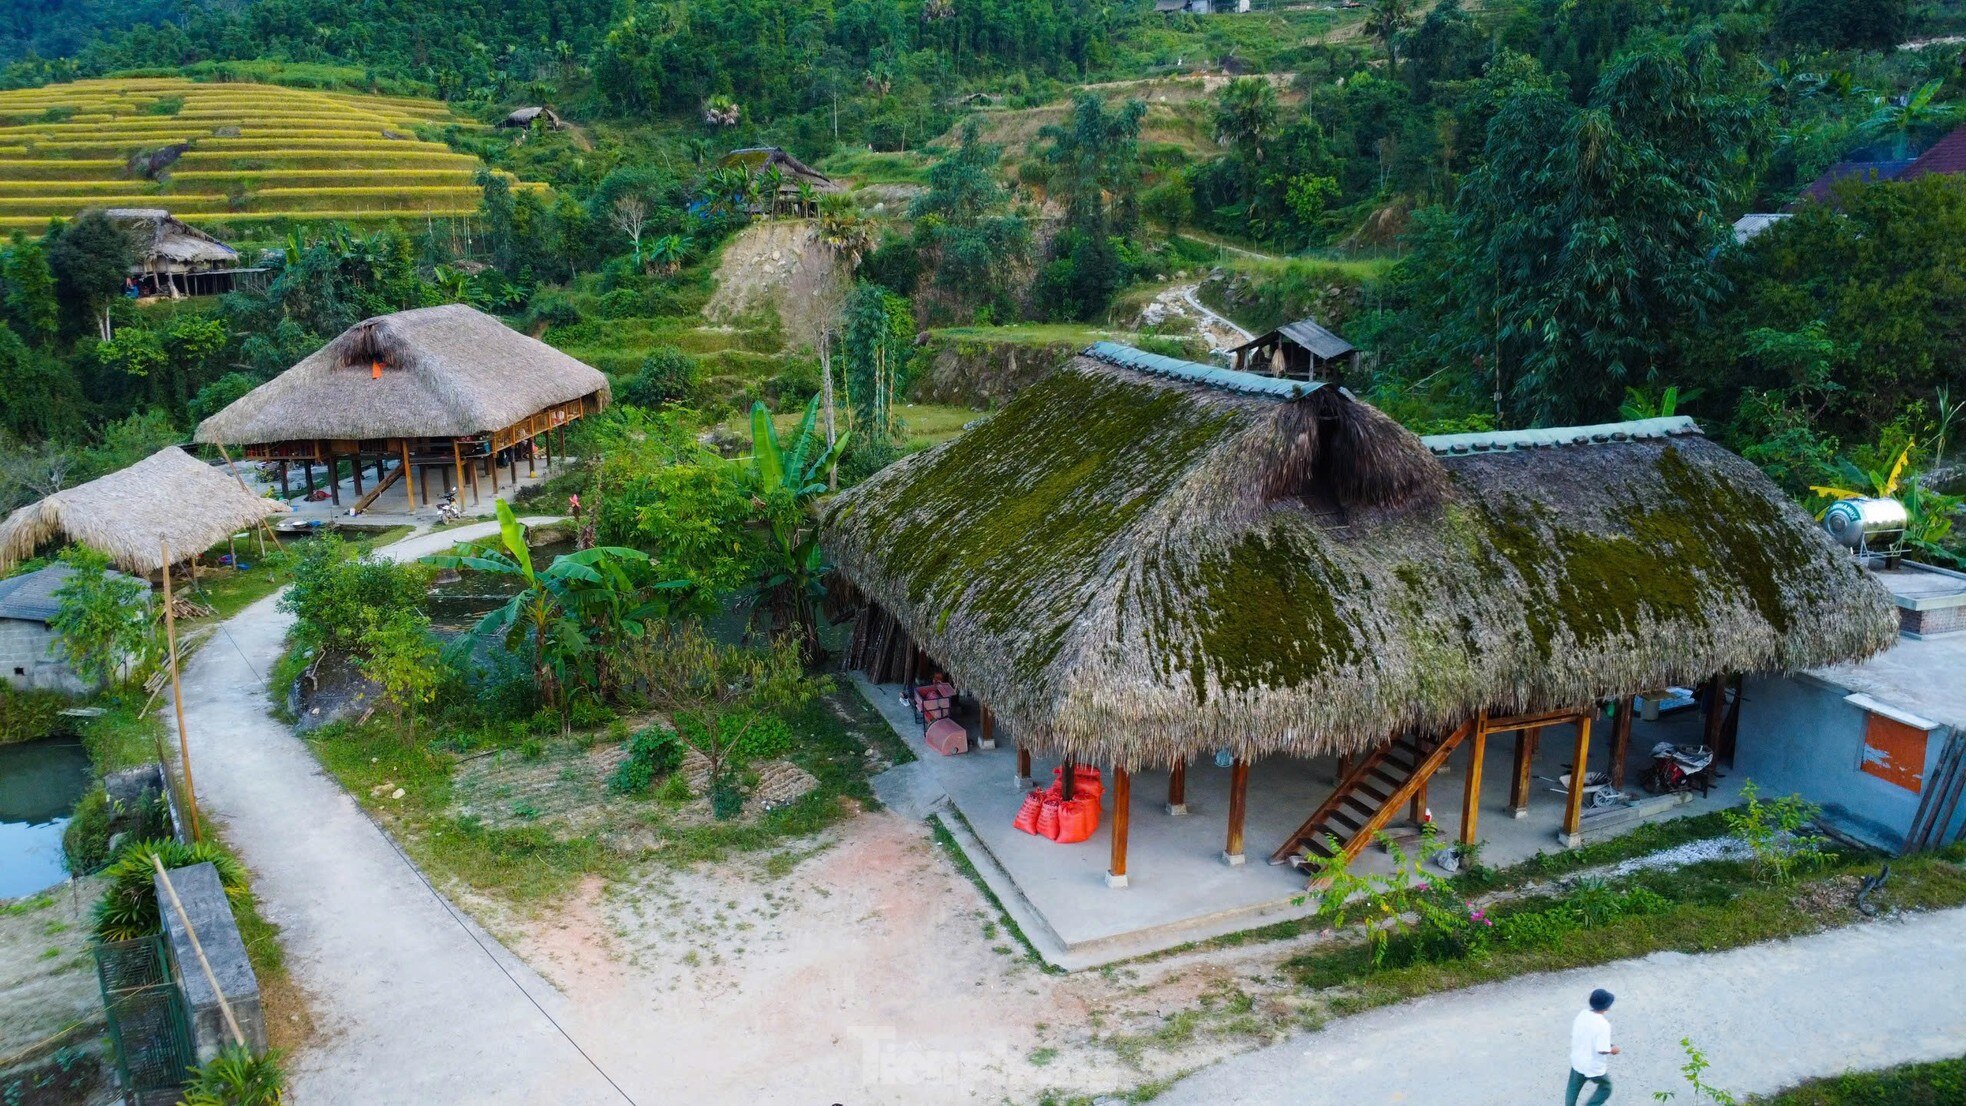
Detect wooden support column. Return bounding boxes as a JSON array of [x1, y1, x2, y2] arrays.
[[489, 452, 500, 493], [1015, 745, 1033, 789], [418, 464, 430, 506], [978, 705, 996, 750], [467, 453, 480, 504], [401, 441, 417, 511], [352, 455, 364, 497], [1561, 714, 1594, 845], [1106, 767, 1131, 888], [302, 462, 315, 498], [1508, 727, 1540, 818], [1223, 757, 1250, 866], [1409, 735, 1430, 825], [1332, 753, 1352, 786], [1703, 675, 1728, 756], [453, 442, 466, 503], [527, 437, 536, 476], [1166, 759, 1188, 816], [328, 458, 340, 506], [278, 462, 289, 499], [1459, 720, 1488, 846], [1060, 760, 1076, 802], [1610, 696, 1636, 790]]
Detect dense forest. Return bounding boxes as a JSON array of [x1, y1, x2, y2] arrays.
[[1, 0, 1963, 565]]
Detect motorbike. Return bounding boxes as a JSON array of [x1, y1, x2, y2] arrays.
[[1641, 741, 1717, 796], [437, 490, 467, 525]]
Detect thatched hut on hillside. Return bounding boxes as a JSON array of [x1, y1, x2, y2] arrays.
[[103, 209, 263, 298], [717, 147, 842, 214], [1225, 316, 1359, 382], [194, 304, 610, 513], [0, 447, 287, 576], [825, 342, 1897, 882], [499, 106, 566, 130]]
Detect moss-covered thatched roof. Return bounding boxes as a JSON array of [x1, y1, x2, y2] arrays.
[[824, 349, 1898, 769]]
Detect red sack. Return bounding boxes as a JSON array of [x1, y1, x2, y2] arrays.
[[1053, 796, 1100, 844], [1035, 796, 1063, 841], [1054, 765, 1104, 805], [1012, 789, 1044, 835]]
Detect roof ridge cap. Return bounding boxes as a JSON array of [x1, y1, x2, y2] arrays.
[[1421, 416, 1700, 456]]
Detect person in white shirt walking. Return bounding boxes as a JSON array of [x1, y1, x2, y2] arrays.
[[1566, 988, 1620, 1105]]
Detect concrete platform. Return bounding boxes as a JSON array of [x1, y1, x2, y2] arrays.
[[856, 674, 1740, 969], [226, 453, 577, 532]]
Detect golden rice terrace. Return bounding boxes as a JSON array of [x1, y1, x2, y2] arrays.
[[0, 78, 535, 230]]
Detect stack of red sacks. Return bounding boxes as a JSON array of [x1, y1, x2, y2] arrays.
[[1011, 766, 1103, 843]]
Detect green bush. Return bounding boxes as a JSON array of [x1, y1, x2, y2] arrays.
[[619, 345, 701, 408], [0, 685, 66, 744], [61, 787, 113, 874], [1764, 1056, 1966, 1105], [606, 726, 685, 795], [179, 1045, 285, 1106], [278, 536, 434, 656], [93, 838, 249, 942]]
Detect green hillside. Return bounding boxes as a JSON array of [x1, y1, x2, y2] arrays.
[[0, 77, 534, 230]]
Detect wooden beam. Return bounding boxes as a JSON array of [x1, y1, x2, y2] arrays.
[[1167, 759, 1188, 815], [978, 705, 996, 750], [1508, 726, 1540, 817], [278, 461, 289, 499], [401, 440, 417, 511], [1610, 696, 1636, 790], [1459, 720, 1488, 846], [352, 454, 364, 496], [1224, 757, 1250, 865], [1015, 745, 1033, 788], [1107, 767, 1131, 888], [467, 454, 479, 504], [1562, 714, 1594, 843], [1409, 735, 1430, 825], [302, 461, 315, 498], [453, 442, 466, 505], [489, 451, 500, 493], [1483, 706, 1591, 735]]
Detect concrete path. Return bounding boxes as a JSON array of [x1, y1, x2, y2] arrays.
[[1158, 904, 1966, 1105], [171, 520, 627, 1105]]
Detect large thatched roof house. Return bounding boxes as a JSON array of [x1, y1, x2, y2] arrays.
[[0, 447, 287, 576], [717, 147, 842, 214], [195, 304, 609, 512], [826, 343, 1897, 876]]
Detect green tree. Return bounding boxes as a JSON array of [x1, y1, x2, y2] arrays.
[[2, 238, 59, 346], [1367, 0, 1415, 69], [50, 546, 154, 689], [0, 323, 85, 441], [1859, 79, 1957, 161], [619, 345, 700, 407], [1213, 77, 1281, 165], [910, 121, 1030, 311], [742, 397, 848, 657], [357, 609, 442, 734], [839, 281, 913, 447], [48, 211, 135, 341]]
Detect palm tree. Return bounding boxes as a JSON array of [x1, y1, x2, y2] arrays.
[[1367, 0, 1414, 70], [424, 500, 656, 727], [794, 180, 817, 218], [647, 233, 691, 274], [759, 164, 785, 218], [1213, 77, 1280, 165]]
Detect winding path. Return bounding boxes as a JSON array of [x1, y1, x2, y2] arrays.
[[170, 521, 626, 1105], [1156, 904, 1966, 1105]]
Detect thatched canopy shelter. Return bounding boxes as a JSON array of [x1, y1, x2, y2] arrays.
[[1226, 316, 1358, 382], [828, 344, 1895, 770], [194, 305, 609, 513], [0, 447, 287, 576], [500, 106, 566, 129], [104, 208, 259, 298]]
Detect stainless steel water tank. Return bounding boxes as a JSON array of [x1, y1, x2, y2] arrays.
[[1823, 496, 1908, 549]]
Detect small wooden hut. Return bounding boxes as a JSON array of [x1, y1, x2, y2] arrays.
[[825, 342, 1897, 883], [499, 106, 566, 130], [1225, 316, 1359, 382], [105, 209, 263, 298], [0, 447, 288, 576], [194, 304, 610, 513], [717, 147, 842, 214]]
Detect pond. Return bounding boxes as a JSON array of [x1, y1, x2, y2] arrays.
[[0, 736, 90, 899], [424, 540, 575, 631]]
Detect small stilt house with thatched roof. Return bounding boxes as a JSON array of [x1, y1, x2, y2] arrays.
[[825, 342, 1898, 885], [1225, 316, 1359, 383], [104, 209, 263, 298], [717, 147, 842, 215], [194, 304, 610, 514], [0, 447, 287, 578]]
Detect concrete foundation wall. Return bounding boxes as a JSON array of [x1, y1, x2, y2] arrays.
[[154, 862, 268, 1063], [1736, 674, 1960, 851], [0, 619, 87, 694]]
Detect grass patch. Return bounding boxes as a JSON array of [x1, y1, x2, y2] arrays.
[[1759, 1055, 1966, 1104], [929, 322, 1126, 346]]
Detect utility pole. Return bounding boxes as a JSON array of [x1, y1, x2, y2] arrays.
[[159, 537, 202, 841]]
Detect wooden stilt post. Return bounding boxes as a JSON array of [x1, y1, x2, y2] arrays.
[[328, 457, 341, 506], [352, 454, 364, 497], [1562, 714, 1594, 845], [1223, 757, 1250, 866], [489, 450, 501, 493], [1508, 727, 1539, 818], [1409, 734, 1430, 826], [1332, 752, 1352, 785], [1702, 675, 1728, 756], [159, 539, 201, 841], [1166, 758, 1188, 816], [1060, 759, 1076, 802], [453, 442, 466, 506], [1610, 696, 1636, 790], [1460, 714, 1488, 846], [978, 705, 996, 750], [1015, 745, 1033, 789], [302, 461, 315, 498], [468, 451, 480, 504], [278, 461, 289, 499], [510, 447, 519, 487], [401, 441, 417, 511], [1107, 766, 1131, 888], [418, 464, 430, 506], [527, 434, 536, 476]]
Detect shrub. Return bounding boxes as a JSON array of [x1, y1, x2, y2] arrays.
[[1724, 781, 1829, 885], [93, 838, 248, 942], [606, 725, 686, 795], [179, 1045, 285, 1106], [279, 536, 434, 656], [0, 685, 66, 744], [619, 346, 701, 408]]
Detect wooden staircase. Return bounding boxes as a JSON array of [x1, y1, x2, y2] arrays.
[[350, 462, 404, 513], [1269, 719, 1475, 867]]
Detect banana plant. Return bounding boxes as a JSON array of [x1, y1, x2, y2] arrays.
[[1810, 439, 1914, 505], [424, 500, 669, 726], [743, 397, 850, 658]]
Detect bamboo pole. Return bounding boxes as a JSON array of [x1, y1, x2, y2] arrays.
[[149, 856, 247, 1048], [159, 539, 201, 842]]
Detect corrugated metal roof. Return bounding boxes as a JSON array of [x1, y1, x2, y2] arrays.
[[1421, 416, 1701, 456], [1275, 318, 1354, 359], [1082, 341, 1327, 399]]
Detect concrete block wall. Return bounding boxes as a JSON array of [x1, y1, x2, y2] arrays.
[[0, 619, 87, 694], [153, 862, 268, 1063]]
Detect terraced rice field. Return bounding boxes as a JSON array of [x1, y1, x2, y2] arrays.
[[0, 78, 534, 229]]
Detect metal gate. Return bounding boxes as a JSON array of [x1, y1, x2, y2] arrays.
[[94, 934, 196, 1106]]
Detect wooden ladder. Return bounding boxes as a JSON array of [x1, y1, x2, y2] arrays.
[[351, 462, 404, 514], [1269, 719, 1476, 867]]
